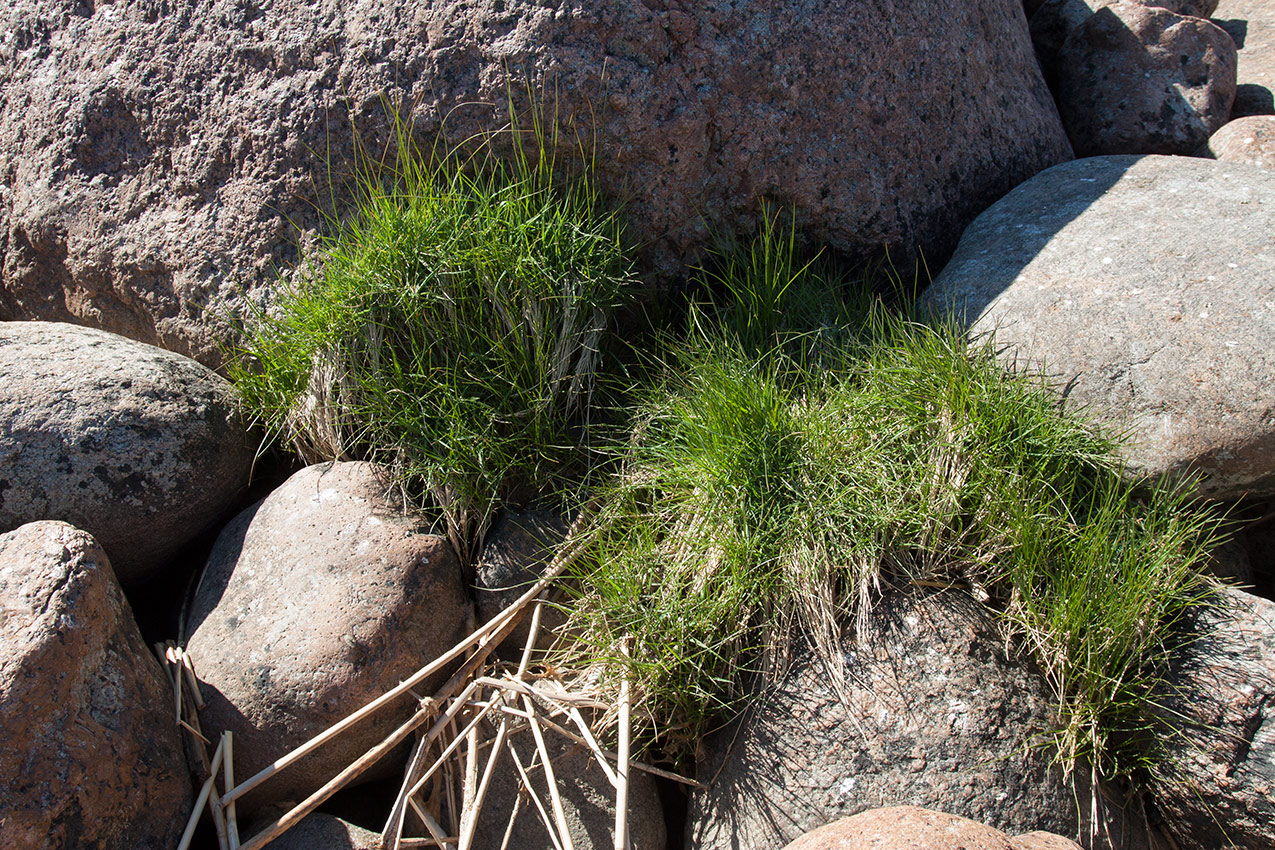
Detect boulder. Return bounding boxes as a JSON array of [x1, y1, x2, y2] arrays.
[[248, 813, 380, 850], [1149, 587, 1275, 850], [184, 461, 472, 811], [0, 321, 253, 581], [686, 588, 1131, 850], [1213, 0, 1275, 117], [780, 807, 1083, 850], [1051, 2, 1237, 155], [471, 695, 666, 850], [0, 0, 1072, 363], [920, 155, 1275, 500], [1203, 114, 1275, 167], [0, 521, 190, 850], [474, 508, 570, 660]]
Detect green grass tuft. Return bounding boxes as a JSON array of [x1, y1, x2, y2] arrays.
[[230, 122, 634, 560]]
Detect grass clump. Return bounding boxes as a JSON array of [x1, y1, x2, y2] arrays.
[[230, 128, 634, 559], [558, 217, 1223, 782]]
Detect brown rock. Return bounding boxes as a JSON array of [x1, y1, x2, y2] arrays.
[[1149, 587, 1275, 850], [0, 0, 1071, 364], [687, 589, 1135, 850], [1213, 0, 1275, 117], [779, 807, 1083, 850], [920, 155, 1275, 500], [0, 321, 253, 581], [1052, 2, 1236, 155], [0, 521, 190, 850], [1204, 114, 1275, 167], [184, 461, 472, 811]]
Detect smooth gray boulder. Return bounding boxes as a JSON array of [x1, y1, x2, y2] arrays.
[[687, 589, 1135, 850], [184, 461, 471, 812], [1150, 587, 1275, 849], [0, 0, 1071, 363], [0, 321, 252, 580], [0, 521, 190, 850], [920, 155, 1275, 499]]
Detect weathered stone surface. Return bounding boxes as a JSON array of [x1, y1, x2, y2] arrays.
[[475, 508, 569, 660], [687, 589, 1122, 850], [1204, 114, 1275, 167], [1150, 587, 1275, 850], [472, 689, 667, 850], [780, 807, 1083, 850], [1052, 2, 1236, 155], [1214, 0, 1275, 117], [0, 521, 190, 850], [0, 321, 253, 581], [251, 813, 380, 850], [184, 461, 471, 811], [920, 155, 1275, 499], [0, 0, 1072, 363]]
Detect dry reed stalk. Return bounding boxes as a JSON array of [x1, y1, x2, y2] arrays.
[[382, 733, 434, 849], [208, 785, 231, 850], [178, 647, 207, 710], [177, 735, 227, 850], [497, 794, 524, 850], [522, 695, 575, 850], [236, 702, 435, 850], [224, 730, 241, 849], [506, 738, 566, 850]]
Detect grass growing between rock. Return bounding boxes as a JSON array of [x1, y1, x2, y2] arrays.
[[556, 219, 1224, 785], [230, 126, 634, 559]]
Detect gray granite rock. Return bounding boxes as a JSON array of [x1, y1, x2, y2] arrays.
[[184, 461, 471, 812], [920, 155, 1275, 499], [0, 0, 1071, 362], [1150, 587, 1275, 850], [781, 807, 1084, 850], [686, 589, 1134, 850], [1214, 0, 1275, 117], [0, 321, 252, 580]]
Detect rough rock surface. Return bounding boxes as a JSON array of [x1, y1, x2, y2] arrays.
[[250, 813, 380, 850], [781, 807, 1083, 850], [920, 155, 1275, 499], [474, 508, 570, 660], [1204, 114, 1275, 167], [472, 693, 667, 850], [1150, 587, 1275, 850], [0, 0, 1071, 364], [1051, 2, 1237, 155], [687, 588, 1128, 850], [0, 521, 190, 850], [184, 461, 471, 811], [0, 321, 252, 581], [1214, 0, 1275, 117]]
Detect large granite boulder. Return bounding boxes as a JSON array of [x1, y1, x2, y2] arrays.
[[920, 155, 1275, 500], [1203, 113, 1275, 167], [1049, 2, 1237, 155], [686, 589, 1130, 850], [184, 461, 472, 811], [781, 807, 1083, 850], [1214, 0, 1275, 117], [1149, 587, 1275, 850], [0, 0, 1071, 363], [250, 813, 380, 850], [0, 521, 190, 850], [474, 508, 570, 660], [0, 321, 253, 581]]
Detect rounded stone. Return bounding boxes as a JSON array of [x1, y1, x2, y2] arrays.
[[0, 321, 253, 581]]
